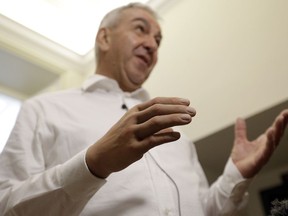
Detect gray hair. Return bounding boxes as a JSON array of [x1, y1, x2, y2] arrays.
[[99, 3, 158, 29], [94, 2, 159, 63]]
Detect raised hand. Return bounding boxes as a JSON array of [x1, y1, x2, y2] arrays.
[[231, 109, 288, 178], [86, 97, 196, 178]]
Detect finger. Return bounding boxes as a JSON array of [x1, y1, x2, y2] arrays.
[[234, 118, 248, 142], [155, 127, 174, 134], [140, 131, 181, 152], [257, 133, 275, 167], [136, 97, 190, 111], [273, 110, 288, 145], [135, 113, 192, 140], [266, 127, 276, 149], [268, 109, 288, 146], [281, 109, 288, 130], [137, 103, 196, 124], [274, 116, 284, 145]]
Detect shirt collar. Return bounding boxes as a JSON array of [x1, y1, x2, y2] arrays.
[[82, 74, 150, 101]]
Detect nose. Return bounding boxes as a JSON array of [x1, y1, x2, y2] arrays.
[[143, 35, 158, 53]]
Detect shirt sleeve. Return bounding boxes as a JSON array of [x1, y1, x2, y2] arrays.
[[200, 157, 252, 216], [0, 99, 106, 216]]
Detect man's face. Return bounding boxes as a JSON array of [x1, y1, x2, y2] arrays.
[[106, 8, 162, 92]]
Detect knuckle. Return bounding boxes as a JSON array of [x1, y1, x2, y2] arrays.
[[151, 97, 162, 104], [135, 104, 142, 112], [146, 136, 156, 147], [151, 104, 162, 114], [127, 143, 139, 152], [126, 112, 139, 122], [150, 116, 162, 126], [119, 125, 135, 139]]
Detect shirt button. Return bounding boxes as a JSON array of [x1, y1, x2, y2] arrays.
[[164, 208, 173, 216]]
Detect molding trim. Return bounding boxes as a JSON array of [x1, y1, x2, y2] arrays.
[[0, 0, 174, 75]]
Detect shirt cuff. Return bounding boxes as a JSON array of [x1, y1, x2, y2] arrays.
[[59, 149, 107, 201], [219, 158, 252, 204]]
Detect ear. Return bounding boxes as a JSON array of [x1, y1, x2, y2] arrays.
[[96, 28, 111, 52]]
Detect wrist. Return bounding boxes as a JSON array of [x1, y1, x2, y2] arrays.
[[85, 146, 111, 179]]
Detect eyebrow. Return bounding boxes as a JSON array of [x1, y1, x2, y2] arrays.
[[132, 17, 162, 39]]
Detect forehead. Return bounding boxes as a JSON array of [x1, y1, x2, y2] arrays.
[[120, 8, 161, 32]]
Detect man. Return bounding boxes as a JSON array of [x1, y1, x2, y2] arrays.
[[0, 2, 287, 216]]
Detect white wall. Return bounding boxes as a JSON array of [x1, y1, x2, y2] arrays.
[[144, 0, 288, 141], [143, 2, 288, 214]]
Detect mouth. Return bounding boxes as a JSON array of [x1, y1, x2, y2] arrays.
[[136, 54, 151, 68]]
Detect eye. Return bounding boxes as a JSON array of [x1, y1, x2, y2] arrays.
[[155, 38, 161, 47], [135, 24, 146, 34], [155, 36, 162, 47]]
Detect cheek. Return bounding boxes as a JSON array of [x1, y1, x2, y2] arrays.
[[153, 54, 158, 65], [149, 54, 158, 70]]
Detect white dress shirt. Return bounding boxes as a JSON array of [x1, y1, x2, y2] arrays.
[[0, 74, 250, 216]]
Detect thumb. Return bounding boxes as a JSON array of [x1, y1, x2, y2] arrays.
[[235, 118, 247, 142]]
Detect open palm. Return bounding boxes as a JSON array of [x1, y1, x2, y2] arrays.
[[231, 110, 288, 178]]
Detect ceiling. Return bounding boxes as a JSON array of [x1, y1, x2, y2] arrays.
[[0, 48, 59, 96], [0, 0, 171, 98], [0, 0, 149, 55]]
